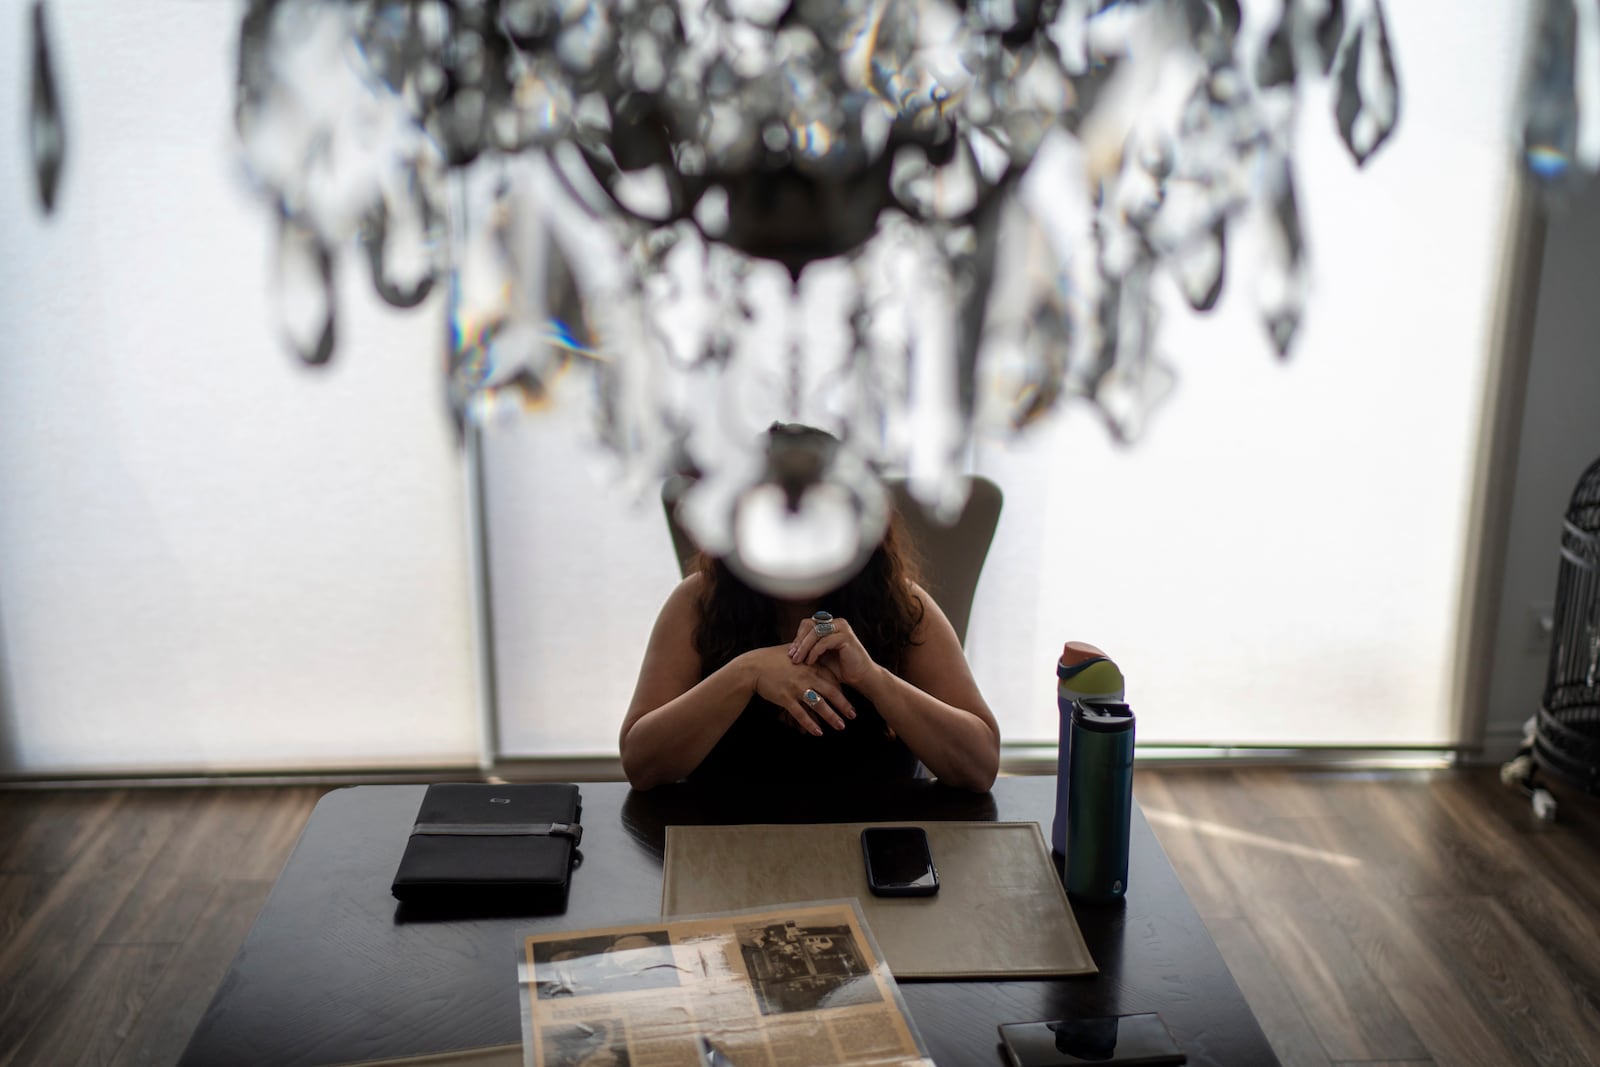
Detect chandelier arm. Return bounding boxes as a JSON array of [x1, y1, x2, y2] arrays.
[[544, 140, 683, 229], [576, 150, 654, 226], [574, 144, 695, 227], [545, 144, 622, 222]]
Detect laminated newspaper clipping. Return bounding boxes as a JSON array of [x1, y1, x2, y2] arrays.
[[518, 901, 933, 1067]]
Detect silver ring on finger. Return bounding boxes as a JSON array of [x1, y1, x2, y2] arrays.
[[812, 610, 836, 637], [803, 688, 821, 707]]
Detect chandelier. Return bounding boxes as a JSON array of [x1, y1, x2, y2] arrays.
[[20, 0, 1589, 595]]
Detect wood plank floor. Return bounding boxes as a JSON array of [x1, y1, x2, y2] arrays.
[[0, 787, 323, 1067], [1135, 768, 1600, 1067], [0, 769, 1596, 1066]]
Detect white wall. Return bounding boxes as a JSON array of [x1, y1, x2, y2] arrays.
[[0, 1, 481, 774], [1481, 180, 1600, 759]]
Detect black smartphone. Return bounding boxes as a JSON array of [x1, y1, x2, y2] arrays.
[[998, 1014, 1186, 1066], [860, 826, 938, 897]]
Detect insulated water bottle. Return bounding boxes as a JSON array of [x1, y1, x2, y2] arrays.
[[1063, 700, 1135, 902], [1052, 642, 1125, 856]]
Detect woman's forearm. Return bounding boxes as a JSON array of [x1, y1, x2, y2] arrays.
[[619, 654, 759, 789], [855, 665, 1000, 791]]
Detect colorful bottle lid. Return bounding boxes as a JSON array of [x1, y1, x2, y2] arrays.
[[1060, 640, 1106, 667], [1057, 641, 1123, 695]]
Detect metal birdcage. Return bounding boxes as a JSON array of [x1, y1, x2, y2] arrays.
[[1535, 456, 1600, 796]]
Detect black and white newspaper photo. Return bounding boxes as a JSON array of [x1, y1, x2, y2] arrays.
[[518, 902, 932, 1067]]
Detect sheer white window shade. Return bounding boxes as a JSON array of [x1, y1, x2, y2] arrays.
[[482, 405, 683, 758], [485, 0, 1531, 757], [0, 2, 480, 774], [967, 0, 1531, 747]]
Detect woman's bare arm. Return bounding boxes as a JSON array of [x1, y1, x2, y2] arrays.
[[618, 575, 854, 790]]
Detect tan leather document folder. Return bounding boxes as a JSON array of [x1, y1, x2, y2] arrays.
[[661, 821, 1096, 980]]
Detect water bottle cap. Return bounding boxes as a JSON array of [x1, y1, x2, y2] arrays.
[[1059, 641, 1107, 666], [1071, 700, 1135, 733]]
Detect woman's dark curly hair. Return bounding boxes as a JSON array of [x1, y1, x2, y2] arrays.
[[694, 515, 927, 678]]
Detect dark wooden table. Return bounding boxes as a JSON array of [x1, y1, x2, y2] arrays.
[[179, 777, 1277, 1066]]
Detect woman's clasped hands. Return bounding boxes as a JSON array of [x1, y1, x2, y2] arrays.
[[758, 611, 875, 737], [747, 611, 875, 738], [790, 610, 878, 688]]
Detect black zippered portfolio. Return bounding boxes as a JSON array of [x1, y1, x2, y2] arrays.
[[391, 783, 583, 913]]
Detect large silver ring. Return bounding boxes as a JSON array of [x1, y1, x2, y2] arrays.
[[803, 689, 821, 707], [812, 610, 836, 637]]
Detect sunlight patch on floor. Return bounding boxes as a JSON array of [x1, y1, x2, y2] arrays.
[[1143, 807, 1363, 868]]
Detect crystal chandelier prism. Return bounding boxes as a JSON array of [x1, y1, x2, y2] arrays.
[[21, 0, 1590, 594]]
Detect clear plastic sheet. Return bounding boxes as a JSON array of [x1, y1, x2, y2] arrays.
[[516, 900, 933, 1067]]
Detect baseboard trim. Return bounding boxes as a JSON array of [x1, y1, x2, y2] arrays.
[[1467, 723, 1533, 766], [0, 765, 483, 790], [1003, 743, 1460, 775], [6, 747, 1489, 790], [0, 757, 631, 790]]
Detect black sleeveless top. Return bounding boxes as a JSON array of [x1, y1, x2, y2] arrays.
[[687, 687, 919, 785]]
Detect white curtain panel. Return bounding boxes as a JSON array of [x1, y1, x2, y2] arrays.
[[967, 0, 1533, 746], [0, 2, 480, 774]]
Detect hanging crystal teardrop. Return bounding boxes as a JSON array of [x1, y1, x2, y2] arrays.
[[1172, 221, 1228, 313], [1304, 0, 1346, 75], [543, 226, 593, 364], [1521, 0, 1591, 190], [28, 0, 65, 214], [1184, 0, 1243, 50], [1334, 0, 1400, 167], [1005, 301, 1070, 432], [970, 203, 1069, 434], [362, 172, 440, 309], [275, 213, 337, 366], [1255, 12, 1296, 89], [1214, 0, 1243, 38], [448, 182, 520, 420], [1091, 262, 1174, 445], [1257, 166, 1307, 359]]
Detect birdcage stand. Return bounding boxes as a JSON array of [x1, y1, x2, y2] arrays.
[[1503, 456, 1600, 821]]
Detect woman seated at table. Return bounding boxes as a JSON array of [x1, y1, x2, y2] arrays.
[[619, 492, 1000, 793]]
